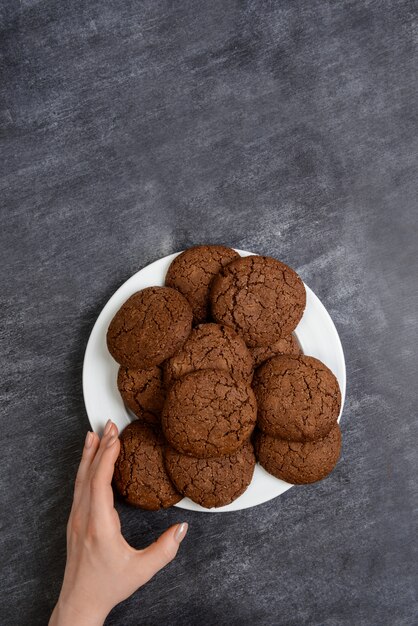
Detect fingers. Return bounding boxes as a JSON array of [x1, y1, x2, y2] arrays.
[[137, 523, 188, 584], [88, 419, 117, 475], [72, 431, 100, 511], [89, 421, 120, 522]]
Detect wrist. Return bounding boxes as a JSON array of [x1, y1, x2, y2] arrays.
[[50, 596, 108, 626]]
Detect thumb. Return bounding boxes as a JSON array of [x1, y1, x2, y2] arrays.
[[136, 522, 188, 585]]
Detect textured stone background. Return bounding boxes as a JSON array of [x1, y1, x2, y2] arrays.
[[1, 1, 417, 624]]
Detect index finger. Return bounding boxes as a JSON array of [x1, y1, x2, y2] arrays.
[[72, 431, 100, 511], [89, 424, 120, 521]]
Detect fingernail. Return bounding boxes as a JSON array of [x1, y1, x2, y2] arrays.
[[104, 419, 113, 436], [85, 431, 93, 449], [106, 434, 118, 448], [174, 522, 188, 544]]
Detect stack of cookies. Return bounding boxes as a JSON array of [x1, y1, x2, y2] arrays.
[[253, 356, 342, 484], [107, 245, 342, 510]]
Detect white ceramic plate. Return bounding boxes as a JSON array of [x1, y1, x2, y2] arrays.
[[83, 250, 346, 513]]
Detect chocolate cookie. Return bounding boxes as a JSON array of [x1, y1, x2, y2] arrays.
[[107, 286, 192, 369], [117, 365, 165, 425], [250, 334, 302, 369], [165, 441, 256, 508], [162, 369, 257, 458], [163, 323, 253, 388], [255, 424, 342, 484], [165, 245, 239, 324], [113, 421, 181, 510], [253, 355, 341, 441], [210, 255, 306, 347]]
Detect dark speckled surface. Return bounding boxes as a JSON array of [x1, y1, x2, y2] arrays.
[[1, 1, 417, 624]]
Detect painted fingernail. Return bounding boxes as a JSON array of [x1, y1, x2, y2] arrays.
[[106, 434, 118, 448], [85, 431, 93, 449], [104, 419, 113, 436], [174, 522, 188, 544]]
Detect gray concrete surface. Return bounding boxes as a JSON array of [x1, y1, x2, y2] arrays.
[[1, 1, 417, 624]]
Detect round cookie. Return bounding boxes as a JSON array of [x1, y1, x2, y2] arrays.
[[210, 255, 306, 347], [165, 441, 256, 508], [113, 421, 181, 510], [253, 355, 341, 441], [255, 424, 342, 484], [162, 369, 257, 458], [107, 286, 192, 369], [164, 323, 253, 388], [165, 245, 239, 324], [117, 365, 165, 425], [250, 333, 302, 369]]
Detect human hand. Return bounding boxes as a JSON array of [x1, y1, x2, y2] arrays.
[[49, 420, 188, 626]]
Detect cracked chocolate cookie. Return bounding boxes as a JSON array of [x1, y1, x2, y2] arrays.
[[162, 369, 257, 458], [255, 424, 342, 484], [163, 323, 253, 388], [117, 365, 165, 425], [113, 421, 181, 510], [250, 333, 302, 369], [210, 255, 306, 347], [107, 286, 193, 369], [253, 355, 341, 441], [164, 441, 256, 508], [165, 245, 239, 324]]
